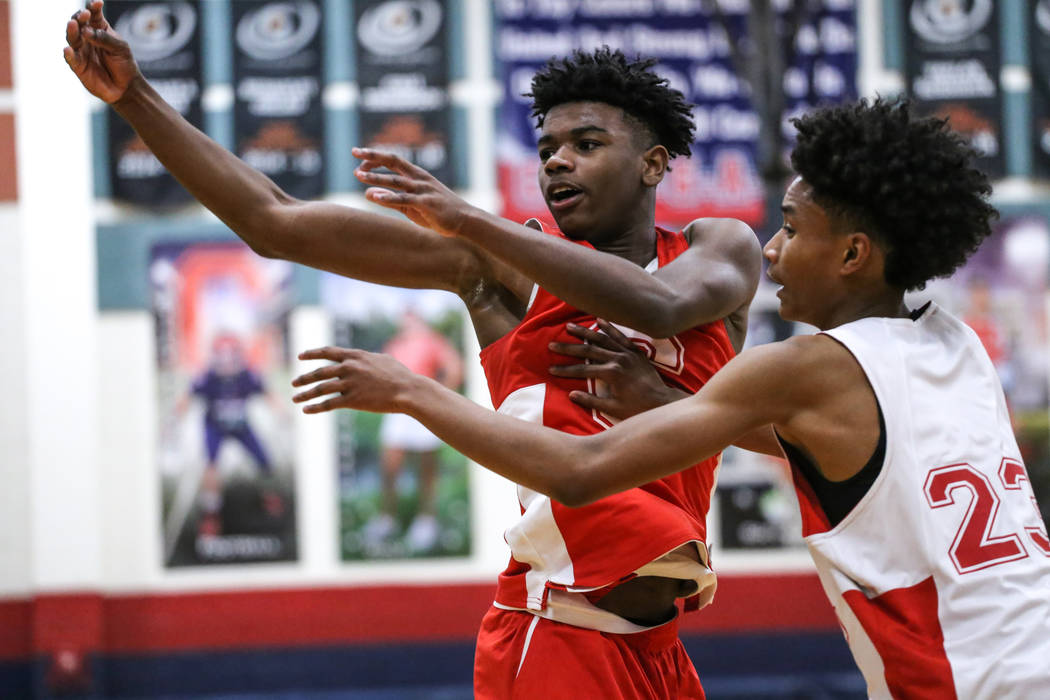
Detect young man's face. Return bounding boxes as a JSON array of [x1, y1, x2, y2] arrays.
[[763, 177, 851, 330], [536, 101, 655, 242]]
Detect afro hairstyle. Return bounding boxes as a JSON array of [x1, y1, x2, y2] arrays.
[[789, 97, 997, 291], [526, 46, 695, 160]]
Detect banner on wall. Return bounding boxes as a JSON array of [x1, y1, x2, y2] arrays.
[[232, 0, 326, 198], [903, 0, 1004, 178], [1032, 0, 1050, 179], [321, 277, 472, 561], [152, 241, 298, 567], [353, 0, 456, 187], [106, 1, 203, 206], [495, 0, 857, 230]]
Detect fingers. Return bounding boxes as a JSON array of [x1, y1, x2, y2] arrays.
[[88, 1, 110, 30], [549, 362, 603, 379], [567, 390, 618, 414], [80, 26, 125, 51], [548, 340, 616, 362], [301, 396, 345, 414], [292, 347, 356, 388], [565, 321, 637, 353], [354, 167, 425, 193], [66, 19, 84, 50], [594, 318, 634, 347], [291, 364, 347, 389], [364, 187, 412, 207], [352, 147, 430, 178], [291, 378, 346, 404], [62, 45, 84, 74], [563, 323, 621, 351], [297, 346, 354, 362]]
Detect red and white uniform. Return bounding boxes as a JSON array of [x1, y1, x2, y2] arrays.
[[478, 224, 734, 632], [794, 304, 1050, 699]]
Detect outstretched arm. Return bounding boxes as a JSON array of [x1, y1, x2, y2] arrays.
[[355, 150, 762, 338], [63, 2, 530, 300], [291, 341, 799, 505]]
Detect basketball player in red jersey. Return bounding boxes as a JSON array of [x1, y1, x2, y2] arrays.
[[293, 99, 1050, 699], [67, 3, 761, 697]]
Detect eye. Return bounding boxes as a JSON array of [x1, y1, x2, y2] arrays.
[[578, 140, 600, 152], [538, 148, 554, 162], [780, 223, 795, 238]]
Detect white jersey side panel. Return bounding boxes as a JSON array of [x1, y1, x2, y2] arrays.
[[811, 304, 1050, 699]]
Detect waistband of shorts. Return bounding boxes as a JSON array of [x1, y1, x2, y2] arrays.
[[609, 613, 681, 652]]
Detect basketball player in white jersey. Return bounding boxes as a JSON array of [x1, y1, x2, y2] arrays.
[[292, 98, 1050, 698]]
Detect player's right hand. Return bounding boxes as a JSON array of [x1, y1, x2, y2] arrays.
[[549, 319, 681, 419], [64, 1, 141, 104]]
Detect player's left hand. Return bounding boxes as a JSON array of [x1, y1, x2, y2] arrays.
[[352, 148, 477, 238], [292, 346, 415, 414], [549, 320, 685, 420]]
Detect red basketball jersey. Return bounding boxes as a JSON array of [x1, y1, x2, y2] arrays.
[[479, 223, 735, 615]]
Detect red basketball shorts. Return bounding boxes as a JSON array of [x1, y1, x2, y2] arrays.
[[473, 606, 705, 699]]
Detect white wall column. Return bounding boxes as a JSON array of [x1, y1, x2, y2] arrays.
[[11, 1, 102, 595]]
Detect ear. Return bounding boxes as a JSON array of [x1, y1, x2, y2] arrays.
[[841, 232, 875, 275], [641, 145, 669, 187]]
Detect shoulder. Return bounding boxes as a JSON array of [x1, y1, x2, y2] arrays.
[[735, 334, 857, 389], [682, 217, 758, 250], [681, 218, 761, 270]]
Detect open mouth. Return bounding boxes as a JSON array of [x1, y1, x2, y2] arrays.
[[547, 184, 583, 208]]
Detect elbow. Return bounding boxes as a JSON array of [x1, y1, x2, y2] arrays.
[[240, 198, 302, 260], [549, 461, 603, 508], [630, 306, 686, 339]]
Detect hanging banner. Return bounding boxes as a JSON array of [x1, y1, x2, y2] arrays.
[[903, 0, 1004, 178], [495, 1, 857, 230], [353, 0, 456, 187], [106, 1, 203, 206], [152, 241, 298, 567], [1032, 0, 1050, 179], [321, 277, 472, 561], [232, 0, 326, 198]]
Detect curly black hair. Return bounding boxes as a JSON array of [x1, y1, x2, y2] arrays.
[[789, 97, 997, 291], [527, 47, 695, 159]]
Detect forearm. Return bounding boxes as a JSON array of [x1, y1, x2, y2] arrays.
[[457, 209, 686, 336], [114, 77, 290, 247], [399, 376, 597, 503], [115, 78, 488, 291], [400, 376, 720, 506]]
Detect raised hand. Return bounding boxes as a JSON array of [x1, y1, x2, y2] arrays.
[[549, 320, 687, 420], [63, 0, 141, 104], [353, 147, 477, 237], [291, 346, 420, 415]]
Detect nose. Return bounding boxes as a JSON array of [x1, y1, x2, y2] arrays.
[[763, 231, 780, 263], [544, 145, 573, 173]]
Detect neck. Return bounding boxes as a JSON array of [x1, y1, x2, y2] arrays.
[[819, 290, 909, 330], [591, 195, 658, 267]]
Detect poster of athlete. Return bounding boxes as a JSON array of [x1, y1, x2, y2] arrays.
[[152, 240, 298, 567], [321, 276, 472, 560]]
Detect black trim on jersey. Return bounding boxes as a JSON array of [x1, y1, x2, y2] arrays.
[[910, 302, 931, 321], [778, 401, 886, 528]]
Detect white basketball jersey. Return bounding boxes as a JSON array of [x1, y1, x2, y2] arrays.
[[798, 303, 1050, 699]]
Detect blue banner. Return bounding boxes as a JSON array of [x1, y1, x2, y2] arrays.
[[495, 0, 857, 229]]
